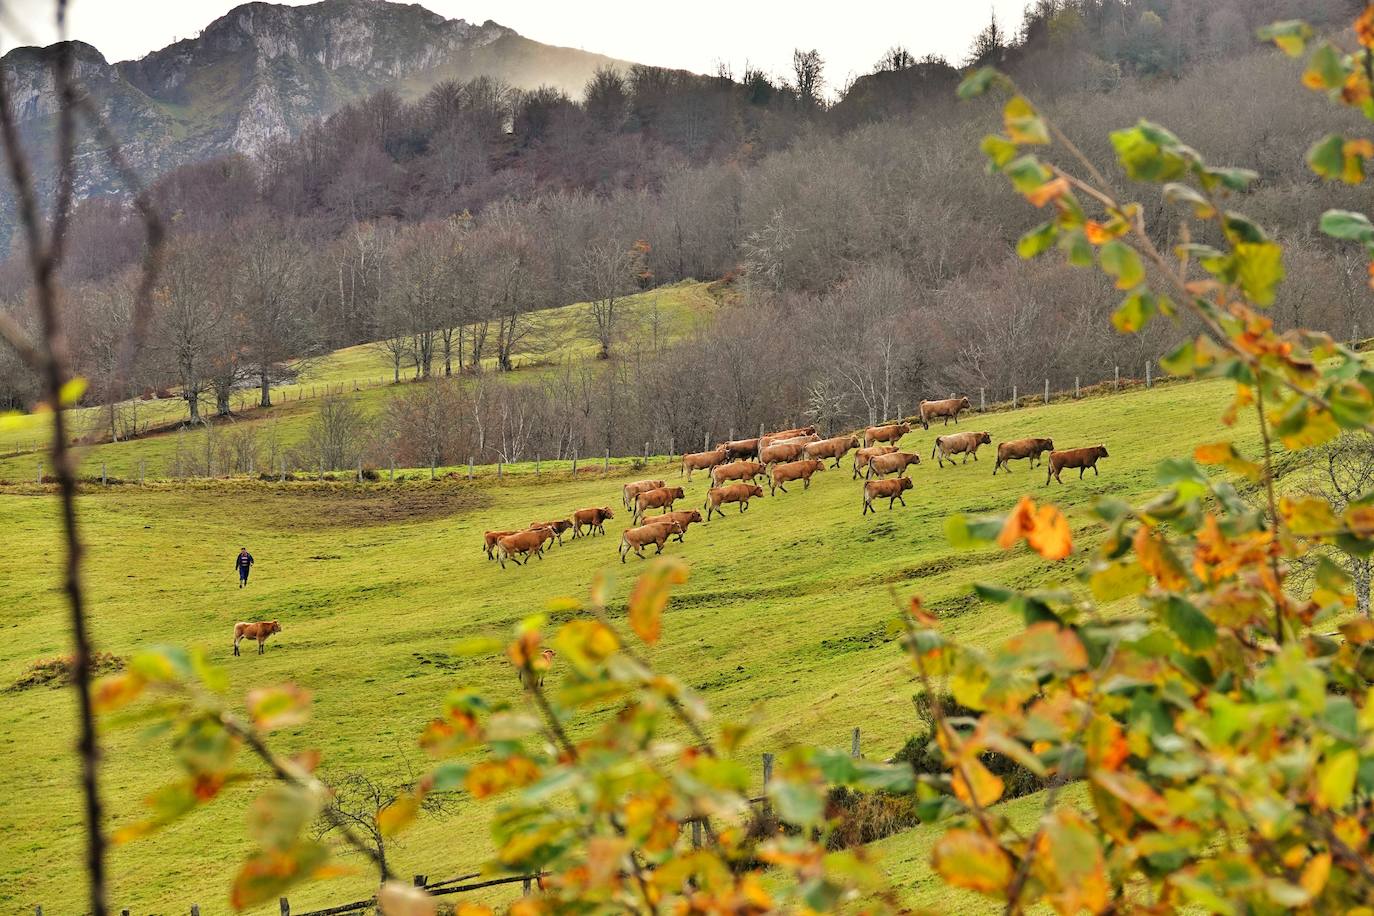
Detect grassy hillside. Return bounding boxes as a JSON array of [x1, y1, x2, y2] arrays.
[[0, 280, 716, 482], [0, 372, 1269, 913]]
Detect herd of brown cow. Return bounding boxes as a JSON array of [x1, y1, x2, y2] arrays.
[[483, 398, 1109, 566]]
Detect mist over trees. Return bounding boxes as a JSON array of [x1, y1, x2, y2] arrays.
[[1, 0, 1369, 465]]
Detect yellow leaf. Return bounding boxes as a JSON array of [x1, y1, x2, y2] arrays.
[[58, 376, 87, 407], [1281, 496, 1340, 537], [627, 558, 688, 646], [1133, 526, 1189, 590], [1033, 809, 1109, 915], [1301, 851, 1332, 898], [553, 619, 618, 673], [246, 684, 312, 731], [952, 757, 1004, 807], [931, 829, 1013, 896], [1316, 749, 1358, 810], [377, 791, 422, 837], [377, 880, 437, 916]]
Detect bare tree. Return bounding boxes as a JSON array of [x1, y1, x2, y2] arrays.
[[576, 237, 645, 360], [1304, 434, 1374, 614], [313, 768, 454, 879], [237, 222, 318, 406]]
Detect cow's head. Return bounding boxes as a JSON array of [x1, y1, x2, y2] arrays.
[[687, 510, 702, 523], [899, 477, 914, 491], [960, 397, 972, 409], [849, 436, 860, 449], [898, 422, 911, 435], [1097, 444, 1110, 458], [671, 487, 685, 498], [1043, 438, 1055, 451], [750, 485, 764, 497], [602, 507, 615, 518], [979, 432, 993, 444], [270, 621, 282, 634]]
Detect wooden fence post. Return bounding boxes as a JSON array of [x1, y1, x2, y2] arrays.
[[1114, 366, 1120, 390], [851, 727, 861, 759], [522, 877, 533, 895], [101, 462, 107, 485], [979, 387, 985, 411], [467, 457, 473, 480], [704, 430, 710, 451], [497, 461, 503, 480], [191, 905, 200, 916], [1146, 361, 1153, 388], [140, 459, 146, 485], [389, 458, 395, 482], [1012, 385, 1018, 408], [758, 422, 764, 441], [279, 456, 286, 482], [572, 451, 578, 476], [1075, 376, 1080, 399], [1044, 379, 1050, 404], [356, 458, 363, 483], [430, 459, 436, 480], [692, 818, 703, 849], [604, 449, 610, 473], [35, 906, 42, 916], [762, 752, 774, 787], [414, 875, 426, 887], [536, 454, 540, 476], [37, 460, 42, 484], [643, 441, 649, 461], [279, 896, 290, 916], [669, 437, 675, 459]]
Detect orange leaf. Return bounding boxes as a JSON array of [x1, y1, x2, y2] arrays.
[[1133, 526, 1189, 590], [952, 757, 1005, 807], [931, 829, 1014, 896], [998, 496, 1072, 560], [627, 558, 688, 646], [1026, 177, 1070, 208]]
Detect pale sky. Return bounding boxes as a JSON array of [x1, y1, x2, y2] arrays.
[[5, 0, 1031, 94]]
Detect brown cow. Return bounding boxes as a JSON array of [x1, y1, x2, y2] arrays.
[[641, 509, 703, 542], [759, 440, 810, 466], [233, 620, 281, 656], [804, 435, 860, 468], [863, 422, 911, 447], [932, 431, 993, 468], [484, 529, 517, 560], [865, 450, 921, 480], [519, 648, 557, 689], [530, 519, 573, 546], [571, 506, 615, 538], [681, 447, 728, 480], [852, 445, 898, 479], [1046, 445, 1109, 485], [634, 486, 686, 523], [496, 527, 556, 569], [993, 438, 1055, 476], [863, 477, 914, 514], [769, 459, 825, 495], [760, 433, 821, 453], [705, 483, 765, 520], [712, 460, 766, 487], [623, 479, 666, 511], [717, 438, 761, 460], [619, 519, 684, 562], [919, 397, 974, 430], [766, 425, 817, 440]]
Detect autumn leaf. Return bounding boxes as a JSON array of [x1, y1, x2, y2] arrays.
[[951, 757, 1005, 808], [998, 496, 1073, 560], [553, 619, 619, 674], [247, 683, 312, 731], [931, 829, 1013, 896], [1026, 177, 1070, 207], [1133, 526, 1190, 590], [377, 880, 437, 916], [1033, 809, 1110, 916], [627, 558, 688, 646]]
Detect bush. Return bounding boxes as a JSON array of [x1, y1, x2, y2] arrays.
[[895, 694, 1046, 803]]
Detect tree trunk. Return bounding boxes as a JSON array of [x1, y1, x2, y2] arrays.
[[260, 370, 271, 408], [187, 392, 200, 423], [216, 388, 232, 417], [1356, 556, 1371, 616]]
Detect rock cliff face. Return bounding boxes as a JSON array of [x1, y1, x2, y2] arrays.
[[0, 0, 629, 241]]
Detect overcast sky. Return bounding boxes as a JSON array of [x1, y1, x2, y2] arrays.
[[6, 0, 1030, 93]]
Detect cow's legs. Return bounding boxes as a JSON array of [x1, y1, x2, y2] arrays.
[[1093, 465, 1099, 476], [258, 639, 265, 655], [1080, 467, 1086, 479], [233, 636, 241, 656], [863, 497, 873, 515]]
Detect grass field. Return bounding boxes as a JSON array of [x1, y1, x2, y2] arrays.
[[0, 280, 717, 481], [0, 373, 1264, 914]]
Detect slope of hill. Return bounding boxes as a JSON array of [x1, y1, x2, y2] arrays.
[[0, 0, 635, 242], [0, 372, 1263, 913]]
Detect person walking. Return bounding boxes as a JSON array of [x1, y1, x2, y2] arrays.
[[235, 547, 255, 588]]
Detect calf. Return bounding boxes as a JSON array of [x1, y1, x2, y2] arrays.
[[530, 519, 573, 546], [641, 509, 703, 542], [804, 435, 860, 468], [1046, 445, 1109, 485], [233, 620, 281, 656], [932, 431, 993, 468], [623, 479, 666, 511], [863, 477, 914, 514], [759, 440, 809, 466], [681, 447, 728, 480], [619, 519, 683, 562], [865, 450, 921, 480], [634, 486, 686, 523], [769, 459, 825, 495], [864, 422, 911, 447], [717, 437, 761, 460], [919, 397, 973, 430], [496, 527, 555, 569], [852, 445, 898, 479], [993, 438, 1055, 476], [705, 483, 765, 520], [571, 506, 615, 538], [712, 460, 766, 487], [484, 529, 517, 560]]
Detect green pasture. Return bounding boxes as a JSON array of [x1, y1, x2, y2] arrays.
[[0, 374, 1262, 913], [0, 280, 716, 474]]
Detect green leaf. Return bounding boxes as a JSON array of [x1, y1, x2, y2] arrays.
[[1320, 209, 1374, 243], [1303, 42, 1350, 91], [1162, 182, 1214, 217], [247, 684, 312, 731], [1317, 749, 1358, 809], [1112, 291, 1157, 333], [1059, 228, 1093, 267], [1016, 221, 1059, 259], [1234, 241, 1284, 306], [980, 134, 1017, 168], [1257, 20, 1312, 58], [768, 779, 825, 827], [1004, 95, 1049, 145], [1308, 134, 1346, 181], [945, 513, 1003, 548], [1088, 560, 1149, 602], [247, 784, 322, 852], [1099, 241, 1145, 290], [1003, 155, 1052, 194], [957, 67, 1007, 99], [1199, 167, 1259, 194], [1110, 122, 1191, 183], [1159, 596, 1217, 652]]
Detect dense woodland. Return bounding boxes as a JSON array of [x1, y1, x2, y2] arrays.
[[1, 0, 1369, 467]]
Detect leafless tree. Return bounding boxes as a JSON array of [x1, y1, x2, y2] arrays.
[[313, 768, 454, 879]]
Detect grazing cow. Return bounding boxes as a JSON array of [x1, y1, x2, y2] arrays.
[[484, 529, 517, 560], [865, 450, 921, 480], [863, 422, 911, 447], [993, 438, 1055, 476], [711, 460, 767, 487], [571, 506, 615, 538], [496, 527, 556, 569], [852, 445, 899, 479], [619, 519, 684, 562], [519, 648, 557, 689], [863, 477, 914, 514], [641, 509, 703, 542], [759, 440, 810, 466], [717, 438, 761, 460], [681, 447, 729, 480], [760, 433, 821, 452], [634, 486, 686, 523], [233, 620, 281, 656], [623, 479, 666, 511], [769, 459, 825, 495], [765, 425, 817, 441], [804, 435, 860, 468], [1046, 445, 1109, 485], [932, 431, 993, 468], [919, 397, 974, 430], [705, 483, 765, 520], [530, 519, 573, 546]]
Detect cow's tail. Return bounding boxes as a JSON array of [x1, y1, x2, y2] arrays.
[[931, 439, 940, 460]]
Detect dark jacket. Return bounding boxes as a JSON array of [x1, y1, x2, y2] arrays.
[[235, 552, 254, 573]]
